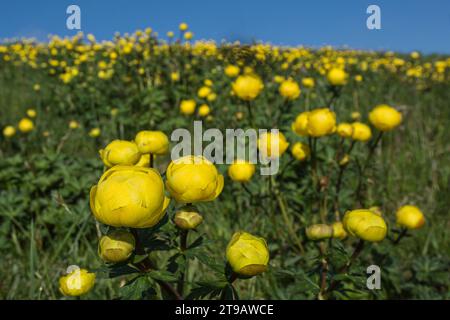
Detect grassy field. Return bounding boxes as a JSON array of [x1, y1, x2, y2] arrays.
[[0, 30, 449, 300]]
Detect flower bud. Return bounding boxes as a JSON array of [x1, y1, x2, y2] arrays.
[[343, 209, 387, 242], [339, 154, 350, 166], [279, 79, 301, 100], [226, 232, 269, 277], [257, 131, 289, 158], [135, 130, 169, 155], [59, 267, 95, 297], [18, 118, 34, 133], [291, 142, 310, 161], [336, 123, 353, 138], [99, 230, 135, 263], [351, 122, 372, 142], [174, 205, 203, 230], [327, 68, 348, 86], [306, 224, 333, 241], [232, 75, 264, 101], [100, 140, 141, 168], [179, 99, 196, 115], [228, 160, 256, 182], [332, 222, 348, 240], [369, 104, 402, 132], [396, 205, 425, 229]]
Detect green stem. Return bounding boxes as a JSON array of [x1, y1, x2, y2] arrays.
[[177, 230, 189, 295]]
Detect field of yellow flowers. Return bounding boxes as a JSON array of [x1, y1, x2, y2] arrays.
[[0, 25, 449, 300]]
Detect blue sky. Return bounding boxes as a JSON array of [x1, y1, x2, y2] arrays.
[[1, 0, 449, 53]]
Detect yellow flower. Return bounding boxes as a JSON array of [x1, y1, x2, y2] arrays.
[[279, 79, 301, 100], [354, 75, 363, 82], [396, 205, 425, 230], [59, 268, 95, 297], [198, 104, 211, 117], [224, 65, 240, 77], [90, 166, 170, 228], [228, 160, 256, 182], [336, 123, 354, 138], [26, 109, 37, 118], [135, 130, 169, 155], [232, 75, 264, 101], [135, 153, 150, 167], [306, 224, 333, 241], [180, 99, 196, 115], [327, 68, 348, 86], [110, 108, 119, 117], [174, 205, 204, 230], [69, 120, 79, 129], [291, 142, 310, 161], [100, 140, 141, 167], [291, 112, 310, 136], [89, 128, 101, 138], [197, 86, 212, 98], [207, 93, 217, 102], [184, 32, 193, 40], [332, 222, 348, 240], [351, 122, 372, 142], [18, 118, 34, 133], [339, 154, 350, 166], [351, 111, 361, 120], [343, 209, 387, 242], [179, 23, 189, 31], [3, 126, 16, 138], [257, 131, 289, 158], [306, 108, 336, 137], [99, 230, 135, 263], [167, 31, 174, 38], [369, 104, 402, 131], [33, 84, 41, 91], [165, 155, 224, 203], [301, 77, 315, 88], [170, 72, 180, 81], [226, 231, 269, 277]]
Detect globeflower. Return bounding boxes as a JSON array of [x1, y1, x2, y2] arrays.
[[165, 155, 224, 203], [327, 68, 348, 86], [100, 140, 141, 167], [3, 126, 16, 138], [257, 131, 289, 158], [369, 104, 402, 131], [197, 86, 212, 98], [174, 205, 203, 230], [351, 122, 372, 142], [232, 75, 264, 101], [226, 231, 269, 277], [228, 160, 256, 182], [332, 222, 348, 240], [198, 104, 211, 117], [291, 142, 310, 161], [59, 268, 95, 297], [336, 123, 354, 138], [18, 118, 34, 133], [180, 99, 196, 115], [99, 230, 135, 263], [396, 205, 425, 229], [90, 166, 170, 228], [89, 128, 101, 138], [306, 108, 336, 137], [301, 77, 315, 88], [291, 112, 310, 136], [279, 79, 301, 100], [135, 130, 169, 155], [343, 209, 387, 242], [306, 224, 333, 241], [26, 109, 37, 118], [224, 65, 240, 77]]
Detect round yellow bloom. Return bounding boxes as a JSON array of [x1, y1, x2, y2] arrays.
[[257, 131, 289, 158], [135, 130, 169, 155], [69, 120, 79, 129], [291, 112, 310, 136], [302, 77, 315, 88], [135, 153, 150, 167], [332, 222, 348, 240], [180, 99, 196, 115], [59, 268, 95, 297], [198, 104, 211, 117], [396, 205, 425, 230], [99, 230, 135, 263], [184, 32, 193, 40], [228, 160, 256, 182], [18, 118, 34, 133], [226, 231, 269, 277], [306, 224, 333, 241], [170, 72, 180, 81], [336, 123, 354, 138], [197, 86, 212, 98], [327, 68, 348, 86], [306, 108, 336, 137], [89, 128, 101, 138], [26, 109, 37, 118], [3, 126, 16, 138], [225, 65, 240, 77], [343, 209, 387, 242], [279, 79, 301, 100], [174, 205, 203, 230], [291, 142, 310, 161], [351, 122, 372, 142], [354, 75, 363, 82], [90, 166, 170, 228], [179, 23, 189, 31], [369, 104, 402, 131], [100, 140, 141, 167], [165, 155, 224, 203], [232, 75, 264, 101]]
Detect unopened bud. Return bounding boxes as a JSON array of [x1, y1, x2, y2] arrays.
[[174, 205, 203, 230], [306, 224, 333, 241]]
